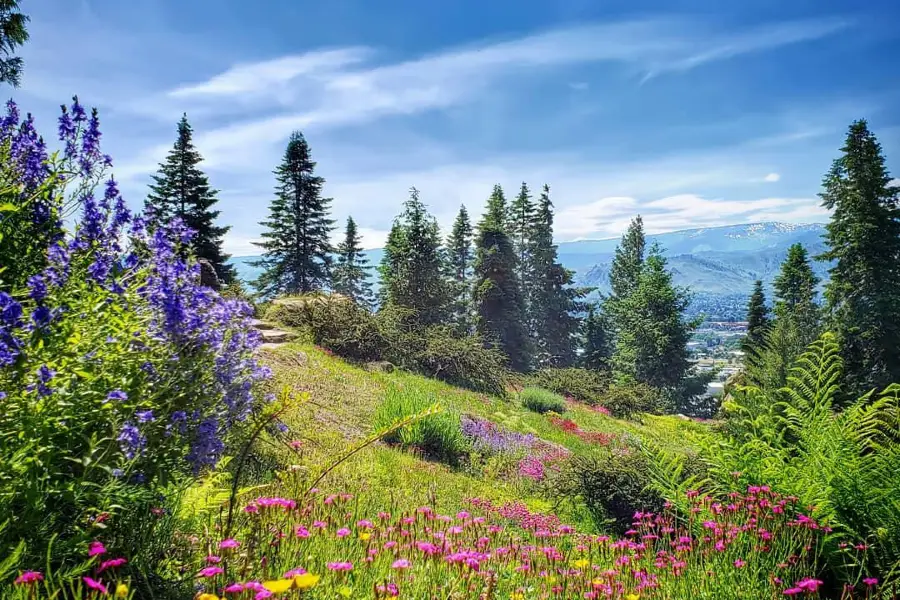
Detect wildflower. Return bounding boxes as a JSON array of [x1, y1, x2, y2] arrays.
[[223, 584, 244, 594], [292, 573, 320, 590], [327, 562, 353, 572], [107, 390, 127, 402], [262, 580, 293, 593], [135, 409, 155, 423], [88, 541, 107, 557], [336, 527, 351, 538], [83, 577, 108, 594], [283, 568, 306, 578], [625, 594, 640, 600], [392, 559, 411, 569], [796, 578, 823, 593], [115, 583, 128, 598], [783, 588, 803, 596], [197, 595, 220, 600], [219, 538, 240, 549], [14, 571, 43, 585], [360, 532, 372, 541], [198, 566, 224, 578], [733, 559, 746, 568], [206, 555, 222, 564], [863, 577, 879, 586], [572, 558, 590, 569], [98, 558, 127, 572], [254, 593, 272, 600]]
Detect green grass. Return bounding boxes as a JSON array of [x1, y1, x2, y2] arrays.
[[519, 386, 568, 414]]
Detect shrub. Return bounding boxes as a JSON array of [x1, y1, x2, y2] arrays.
[[602, 379, 664, 419], [520, 387, 567, 414], [409, 326, 508, 396], [527, 367, 609, 405], [0, 99, 268, 570], [373, 386, 467, 464], [558, 450, 664, 533]]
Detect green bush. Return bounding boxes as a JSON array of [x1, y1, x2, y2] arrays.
[[558, 450, 664, 533], [528, 367, 609, 405], [602, 379, 664, 419], [409, 326, 508, 396], [520, 387, 567, 414], [373, 386, 468, 465]]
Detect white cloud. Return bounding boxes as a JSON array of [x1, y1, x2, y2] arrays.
[[764, 172, 781, 182], [889, 178, 900, 188]]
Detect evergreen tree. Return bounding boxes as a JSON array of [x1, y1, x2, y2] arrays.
[[609, 215, 646, 301], [332, 216, 374, 307], [773, 243, 820, 346], [509, 182, 535, 288], [446, 205, 474, 333], [818, 120, 900, 397], [473, 186, 530, 371], [613, 245, 696, 392], [529, 184, 585, 367], [742, 280, 770, 354], [581, 303, 613, 371], [0, 1, 28, 87], [145, 115, 234, 282], [253, 131, 334, 296], [377, 188, 449, 325]]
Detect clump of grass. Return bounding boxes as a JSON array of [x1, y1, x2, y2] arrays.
[[520, 387, 567, 414], [373, 386, 468, 464]]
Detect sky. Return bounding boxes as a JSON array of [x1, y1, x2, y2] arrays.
[[11, 0, 900, 255]]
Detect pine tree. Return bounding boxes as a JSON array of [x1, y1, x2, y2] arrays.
[[0, 1, 28, 87], [529, 184, 585, 367], [377, 188, 449, 326], [773, 243, 820, 346], [473, 186, 530, 371], [146, 115, 234, 282], [253, 131, 334, 297], [332, 216, 374, 307], [609, 215, 646, 301], [509, 182, 535, 289], [818, 120, 900, 397], [613, 244, 696, 392], [446, 205, 474, 333], [581, 303, 613, 372], [742, 280, 770, 354]]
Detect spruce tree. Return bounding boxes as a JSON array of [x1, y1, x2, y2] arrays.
[[529, 184, 585, 367], [473, 186, 530, 371], [609, 215, 646, 301], [742, 280, 770, 354], [773, 243, 820, 346], [377, 188, 449, 326], [509, 182, 535, 289], [146, 115, 234, 282], [253, 131, 334, 297], [447, 205, 474, 333], [613, 244, 696, 392], [0, 1, 28, 87], [332, 216, 374, 307], [818, 120, 900, 397], [581, 303, 613, 371]]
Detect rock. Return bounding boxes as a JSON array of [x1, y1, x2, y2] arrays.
[[365, 361, 395, 373], [251, 319, 277, 331], [259, 329, 296, 344], [197, 259, 221, 291]]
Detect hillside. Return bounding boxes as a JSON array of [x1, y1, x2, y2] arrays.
[[230, 221, 828, 299]]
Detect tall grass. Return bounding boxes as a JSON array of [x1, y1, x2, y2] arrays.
[[373, 386, 468, 464], [520, 387, 567, 414]]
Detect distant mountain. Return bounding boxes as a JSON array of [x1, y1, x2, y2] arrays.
[[229, 222, 829, 307]]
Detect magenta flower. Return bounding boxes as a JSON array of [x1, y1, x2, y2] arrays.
[[255, 590, 273, 600], [14, 571, 43, 585], [327, 561, 353, 571], [219, 538, 240, 549], [392, 559, 411, 569], [283, 568, 307, 578], [863, 578, 879, 586], [83, 576, 108, 594], [733, 559, 746, 568], [783, 588, 803, 596], [198, 566, 224, 578], [796, 578, 823, 593], [88, 541, 107, 557], [336, 527, 351, 538], [223, 583, 244, 593], [98, 558, 127, 572]]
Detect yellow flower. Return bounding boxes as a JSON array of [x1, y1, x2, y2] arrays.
[[196, 595, 219, 600], [292, 573, 321, 591], [338, 586, 353, 597], [572, 558, 590, 569], [115, 583, 129, 598], [263, 579, 293, 594], [359, 532, 371, 541], [625, 594, 640, 600], [511, 594, 524, 600]]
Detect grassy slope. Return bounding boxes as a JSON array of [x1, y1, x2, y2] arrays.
[[255, 340, 707, 529]]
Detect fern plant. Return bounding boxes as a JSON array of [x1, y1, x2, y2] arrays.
[[650, 333, 900, 586]]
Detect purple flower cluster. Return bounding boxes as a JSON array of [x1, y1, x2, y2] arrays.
[[1, 98, 271, 475], [460, 415, 536, 455]]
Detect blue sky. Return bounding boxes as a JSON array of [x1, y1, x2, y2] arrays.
[[12, 0, 900, 255]]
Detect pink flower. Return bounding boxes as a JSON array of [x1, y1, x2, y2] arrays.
[[88, 541, 107, 557], [283, 568, 307, 578], [863, 577, 879, 586], [783, 588, 803, 596], [83, 576, 108, 594], [255, 590, 273, 600], [14, 571, 43, 585], [198, 566, 224, 578], [733, 559, 746, 568], [327, 561, 354, 571], [223, 583, 245, 593], [392, 559, 411, 569], [797, 578, 823, 593], [313, 520, 327, 529], [219, 538, 240, 549], [206, 555, 222, 564], [98, 558, 127, 572], [336, 527, 351, 538]]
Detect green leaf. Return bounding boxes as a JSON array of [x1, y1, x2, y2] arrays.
[[0, 202, 18, 212]]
